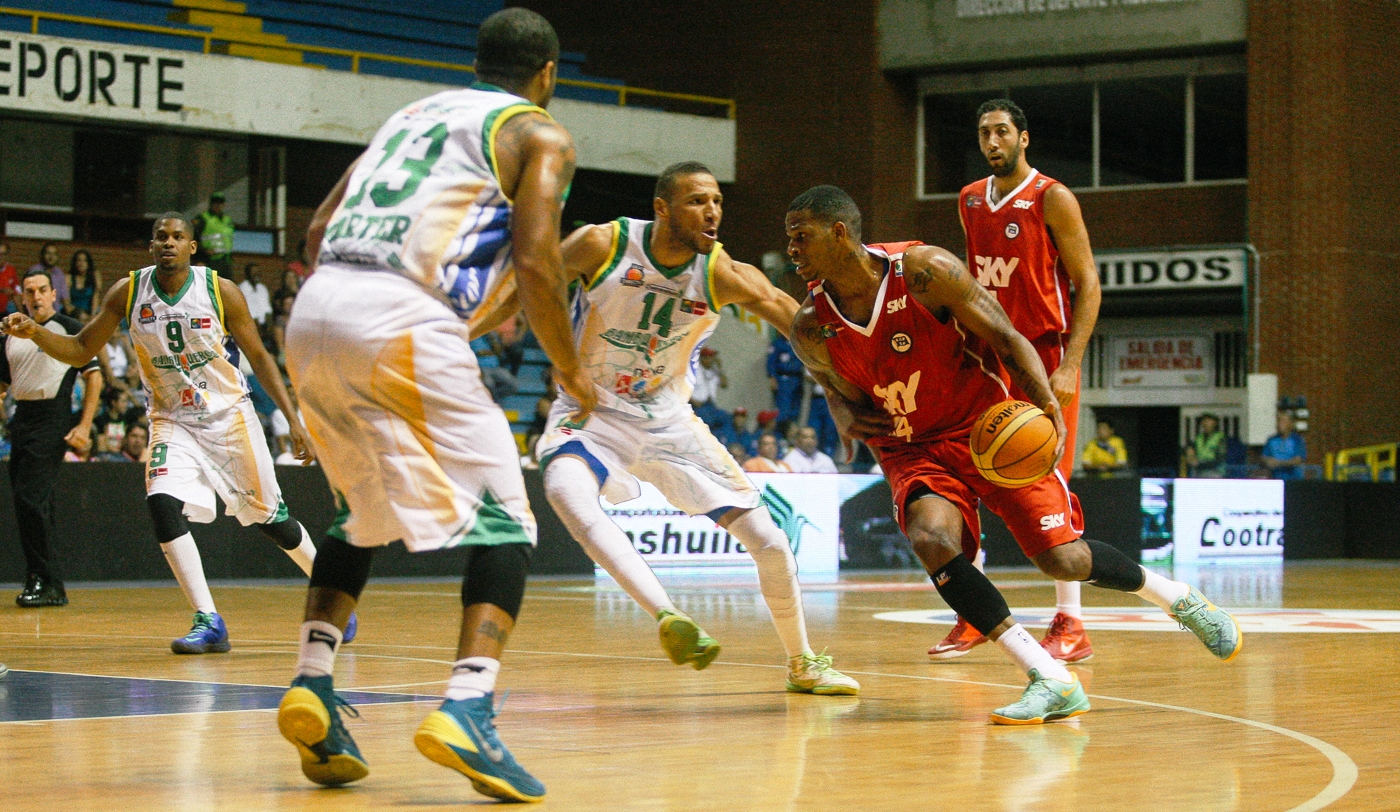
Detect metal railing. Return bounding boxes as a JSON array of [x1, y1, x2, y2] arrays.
[[0, 5, 736, 118], [1327, 443, 1397, 482]]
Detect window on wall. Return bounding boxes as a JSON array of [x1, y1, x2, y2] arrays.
[[920, 71, 1246, 196]]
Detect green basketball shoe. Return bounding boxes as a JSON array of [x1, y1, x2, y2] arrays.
[[991, 669, 1090, 725], [786, 650, 860, 696], [656, 609, 721, 670], [1171, 587, 1243, 661]]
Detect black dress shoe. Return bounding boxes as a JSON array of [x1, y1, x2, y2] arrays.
[[16, 574, 68, 608]]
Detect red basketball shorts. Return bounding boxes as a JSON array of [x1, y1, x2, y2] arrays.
[[882, 435, 1084, 561]]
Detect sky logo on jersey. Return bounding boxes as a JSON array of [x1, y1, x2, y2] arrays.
[[138, 304, 156, 325], [680, 298, 707, 316], [975, 256, 1020, 287], [189, 317, 212, 330], [1013, 199, 1034, 209], [621, 265, 646, 287], [1040, 513, 1067, 531]]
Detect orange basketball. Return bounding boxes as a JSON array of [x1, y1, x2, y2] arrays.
[[969, 400, 1059, 488]]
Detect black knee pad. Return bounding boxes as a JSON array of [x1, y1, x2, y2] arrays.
[[257, 517, 304, 551], [147, 494, 191, 544], [1085, 539, 1147, 592], [931, 553, 1013, 637], [308, 535, 375, 601], [462, 543, 532, 620]]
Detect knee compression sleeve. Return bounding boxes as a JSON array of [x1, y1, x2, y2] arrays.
[[308, 535, 375, 601], [256, 516, 304, 550], [1084, 539, 1147, 592], [462, 542, 532, 620], [930, 554, 1013, 636], [147, 494, 190, 544]]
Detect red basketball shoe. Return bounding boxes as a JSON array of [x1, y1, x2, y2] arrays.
[[927, 617, 989, 659], [1039, 613, 1094, 663]]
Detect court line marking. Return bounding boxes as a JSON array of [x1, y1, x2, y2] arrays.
[[0, 640, 1357, 809]]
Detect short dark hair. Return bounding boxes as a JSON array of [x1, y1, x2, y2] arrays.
[[1097, 418, 1114, 431], [654, 161, 714, 204], [787, 185, 862, 240], [22, 268, 52, 287], [475, 8, 560, 85], [977, 98, 1028, 133], [152, 212, 193, 237]]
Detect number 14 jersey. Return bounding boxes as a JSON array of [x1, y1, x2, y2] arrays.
[[125, 264, 247, 423]]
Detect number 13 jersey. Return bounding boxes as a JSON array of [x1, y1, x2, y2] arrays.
[[570, 217, 721, 421], [125, 264, 247, 423], [317, 83, 551, 333]]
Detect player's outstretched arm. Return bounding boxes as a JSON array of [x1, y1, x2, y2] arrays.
[[711, 252, 800, 337], [1, 278, 128, 366], [305, 157, 360, 269], [1043, 184, 1101, 407], [469, 222, 614, 340], [904, 246, 1067, 462], [218, 278, 313, 462], [497, 113, 595, 417], [790, 303, 892, 445]]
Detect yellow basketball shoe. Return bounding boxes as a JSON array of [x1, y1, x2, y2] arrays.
[[656, 609, 721, 670], [786, 650, 861, 696]]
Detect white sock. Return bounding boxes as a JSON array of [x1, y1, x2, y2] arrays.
[[545, 457, 675, 616], [1134, 567, 1191, 613], [1055, 580, 1082, 619], [727, 507, 810, 659], [282, 523, 316, 576], [296, 620, 341, 678], [161, 533, 216, 614], [973, 547, 986, 573], [446, 657, 500, 700], [996, 623, 1073, 682]]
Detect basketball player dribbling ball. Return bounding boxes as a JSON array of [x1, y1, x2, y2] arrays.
[[930, 98, 1103, 663], [784, 185, 1241, 724], [273, 9, 594, 801]]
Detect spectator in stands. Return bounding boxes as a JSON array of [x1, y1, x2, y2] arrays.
[[271, 290, 297, 367], [240, 263, 273, 328], [756, 408, 779, 441], [494, 312, 528, 376], [690, 347, 733, 443], [93, 388, 143, 452], [1082, 419, 1129, 477], [727, 441, 751, 467], [780, 419, 801, 457], [767, 333, 804, 423], [97, 424, 147, 463], [278, 268, 301, 299], [285, 239, 311, 282], [1185, 413, 1228, 477], [99, 330, 138, 393], [471, 333, 517, 404], [66, 250, 99, 318], [806, 374, 839, 457], [1262, 411, 1307, 480], [732, 407, 759, 456], [27, 243, 66, 311], [193, 193, 234, 275], [0, 242, 21, 314], [742, 432, 791, 473], [783, 426, 838, 473]]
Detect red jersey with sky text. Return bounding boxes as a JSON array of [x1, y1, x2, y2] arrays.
[[812, 242, 1009, 450], [959, 170, 1070, 345]]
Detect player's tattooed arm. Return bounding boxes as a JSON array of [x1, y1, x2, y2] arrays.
[[906, 246, 1067, 461], [711, 251, 801, 336], [306, 157, 359, 269], [789, 304, 892, 444], [1, 277, 129, 366]]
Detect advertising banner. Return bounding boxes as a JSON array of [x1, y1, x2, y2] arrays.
[[1171, 478, 1284, 562], [1097, 248, 1246, 292], [1111, 335, 1211, 388], [598, 473, 841, 582]]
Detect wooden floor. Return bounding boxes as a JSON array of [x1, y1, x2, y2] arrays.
[[1, 563, 1397, 811]]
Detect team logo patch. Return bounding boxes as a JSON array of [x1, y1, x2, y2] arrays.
[[890, 332, 913, 353], [621, 265, 646, 287], [680, 298, 707, 315], [820, 323, 844, 339], [148, 467, 167, 479], [1035, 178, 1047, 189], [1005, 222, 1020, 239], [138, 304, 156, 325], [965, 195, 983, 208], [189, 317, 212, 330]]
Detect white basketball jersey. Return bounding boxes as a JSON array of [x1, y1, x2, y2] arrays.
[[317, 83, 551, 332], [571, 217, 722, 420], [125, 265, 247, 422]]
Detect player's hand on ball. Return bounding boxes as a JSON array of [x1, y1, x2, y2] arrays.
[[1, 312, 37, 339], [1042, 399, 1068, 469]]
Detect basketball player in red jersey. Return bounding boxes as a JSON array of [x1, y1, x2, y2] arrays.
[[930, 98, 1103, 663], [785, 186, 1241, 723]]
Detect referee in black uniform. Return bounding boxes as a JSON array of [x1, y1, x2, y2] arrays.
[[1, 269, 101, 607]]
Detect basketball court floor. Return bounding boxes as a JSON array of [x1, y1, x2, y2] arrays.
[[1, 562, 1394, 810]]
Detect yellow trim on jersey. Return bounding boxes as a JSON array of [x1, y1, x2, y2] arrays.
[[487, 103, 551, 205], [208, 269, 226, 328], [587, 220, 624, 290], [704, 242, 722, 310], [125, 270, 138, 323]]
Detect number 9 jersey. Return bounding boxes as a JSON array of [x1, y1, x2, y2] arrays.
[[316, 84, 553, 332], [125, 264, 248, 423]]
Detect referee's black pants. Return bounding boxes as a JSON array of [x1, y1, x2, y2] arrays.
[[8, 406, 72, 584]]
